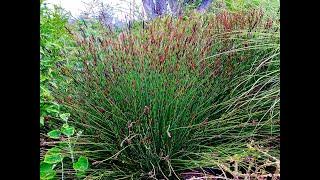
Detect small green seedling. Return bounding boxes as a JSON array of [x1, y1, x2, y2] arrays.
[[41, 112, 88, 179]]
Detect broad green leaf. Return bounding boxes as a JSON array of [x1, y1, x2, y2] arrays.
[[60, 113, 70, 121], [47, 147, 61, 154], [40, 162, 56, 179], [40, 169, 56, 180], [73, 156, 89, 171], [47, 129, 61, 139], [40, 162, 54, 171], [44, 147, 63, 164], [61, 123, 75, 137]]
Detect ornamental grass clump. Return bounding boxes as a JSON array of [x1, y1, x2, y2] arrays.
[[54, 9, 279, 179]]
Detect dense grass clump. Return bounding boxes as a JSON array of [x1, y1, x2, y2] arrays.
[[54, 9, 279, 179]]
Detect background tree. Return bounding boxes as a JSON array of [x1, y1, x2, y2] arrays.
[[142, 0, 214, 19]]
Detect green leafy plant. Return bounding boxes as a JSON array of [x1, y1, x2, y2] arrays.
[[40, 3, 87, 178], [40, 0, 76, 128], [41, 113, 88, 179]]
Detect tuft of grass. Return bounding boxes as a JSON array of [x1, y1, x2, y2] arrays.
[[53, 9, 279, 179]]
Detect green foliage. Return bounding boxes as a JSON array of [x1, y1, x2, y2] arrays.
[[41, 112, 89, 179], [60, 113, 70, 122], [40, 117, 45, 126], [40, 1, 75, 126], [61, 123, 75, 137], [40, 2, 91, 179], [40, 162, 56, 180], [73, 156, 89, 171], [221, 0, 279, 18], [47, 129, 61, 139], [44, 147, 64, 164]]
